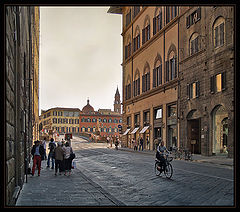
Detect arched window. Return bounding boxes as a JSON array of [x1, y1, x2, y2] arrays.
[[142, 62, 150, 92], [133, 69, 140, 97], [125, 34, 131, 60], [133, 25, 140, 52], [142, 15, 150, 45], [189, 32, 200, 55], [165, 44, 177, 82], [213, 17, 225, 48], [125, 75, 131, 100], [153, 54, 163, 87], [153, 7, 163, 35]]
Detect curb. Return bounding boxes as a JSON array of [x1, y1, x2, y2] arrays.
[[118, 147, 233, 167]]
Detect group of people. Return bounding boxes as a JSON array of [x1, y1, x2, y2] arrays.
[[131, 136, 149, 151], [31, 137, 74, 177]]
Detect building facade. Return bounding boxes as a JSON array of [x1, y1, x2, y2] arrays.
[[32, 7, 40, 141], [39, 107, 81, 139], [79, 98, 122, 139], [108, 6, 234, 157], [5, 6, 40, 205], [109, 6, 183, 150], [178, 6, 234, 157]]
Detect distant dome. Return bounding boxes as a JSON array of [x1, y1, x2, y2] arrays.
[[82, 99, 94, 114]]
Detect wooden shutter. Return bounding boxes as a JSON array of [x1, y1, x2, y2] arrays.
[[215, 26, 219, 47], [187, 84, 190, 99], [210, 76, 215, 93], [196, 81, 200, 97], [147, 72, 150, 90], [174, 56, 177, 78], [220, 22, 224, 46], [186, 15, 190, 28], [196, 7, 201, 21], [137, 78, 140, 95], [142, 75, 145, 92], [153, 17, 156, 35], [221, 72, 226, 90], [165, 61, 169, 82], [153, 68, 156, 88], [142, 28, 145, 45], [160, 64, 162, 85]]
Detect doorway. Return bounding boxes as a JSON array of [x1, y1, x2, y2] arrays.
[[187, 119, 201, 154]]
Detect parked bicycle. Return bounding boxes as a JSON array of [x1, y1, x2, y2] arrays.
[[184, 149, 193, 161], [155, 154, 173, 179]]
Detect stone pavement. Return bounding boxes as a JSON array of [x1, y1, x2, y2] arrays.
[[118, 147, 234, 168], [16, 159, 124, 207]]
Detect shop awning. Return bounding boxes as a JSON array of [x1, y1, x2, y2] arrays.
[[139, 126, 149, 134], [130, 127, 139, 134], [122, 128, 130, 135]]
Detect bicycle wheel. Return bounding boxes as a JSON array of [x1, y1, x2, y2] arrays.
[[164, 163, 173, 179], [155, 162, 161, 176]]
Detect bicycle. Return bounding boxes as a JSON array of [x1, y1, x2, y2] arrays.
[[155, 154, 173, 179], [184, 149, 193, 161]]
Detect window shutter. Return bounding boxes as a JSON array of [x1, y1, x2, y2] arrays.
[[220, 22, 224, 46], [137, 78, 140, 95], [142, 28, 145, 45], [210, 76, 215, 93], [187, 84, 190, 99], [153, 68, 156, 87], [174, 56, 177, 78], [197, 7, 201, 20], [160, 64, 162, 85], [147, 72, 150, 90], [142, 75, 145, 92], [196, 81, 200, 97], [165, 61, 169, 82], [195, 36, 199, 52], [222, 72, 226, 90], [153, 17, 156, 35], [215, 26, 219, 47], [147, 25, 150, 41], [133, 80, 136, 97], [186, 15, 190, 28]]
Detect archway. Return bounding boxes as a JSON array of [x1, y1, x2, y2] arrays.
[[212, 105, 228, 155]]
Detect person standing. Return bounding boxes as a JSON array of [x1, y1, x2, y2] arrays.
[[54, 142, 64, 175], [31, 140, 45, 176], [63, 142, 73, 176], [139, 136, 144, 151], [42, 137, 47, 160], [47, 138, 56, 169]]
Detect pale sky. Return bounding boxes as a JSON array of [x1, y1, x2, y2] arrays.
[[39, 6, 122, 114]]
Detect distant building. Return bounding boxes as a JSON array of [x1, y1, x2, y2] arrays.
[[79, 94, 122, 139], [39, 107, 81, 139]]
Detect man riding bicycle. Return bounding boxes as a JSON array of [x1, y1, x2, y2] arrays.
[[156, 140, 170, 172]]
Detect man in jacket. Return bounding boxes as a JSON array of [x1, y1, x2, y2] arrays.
[[54, 142, 64, 175], [31, 140, 45, 176]]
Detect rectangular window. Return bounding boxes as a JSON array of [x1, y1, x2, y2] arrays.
[[133, 34, 140, 52], [142, 72, 150, 93], [168, 104, 177, 117], [186, 7, 201, 28], [134, 113, 140, 127], [210, 72, 226, 93], [126, 9, 131, 27], [142, 24, 150, 45], [155, 108, 162, 119], [143, 111, 150, 125], [187, 81, 200, 99], [125, 83, 131, 100]]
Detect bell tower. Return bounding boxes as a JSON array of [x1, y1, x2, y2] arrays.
[[114, 87, 121, 114]]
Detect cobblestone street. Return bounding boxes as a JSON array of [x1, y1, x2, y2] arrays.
[[16, 137, 234, 207]]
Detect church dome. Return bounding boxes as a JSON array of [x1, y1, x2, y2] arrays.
[[82, 99, 94, 114]]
